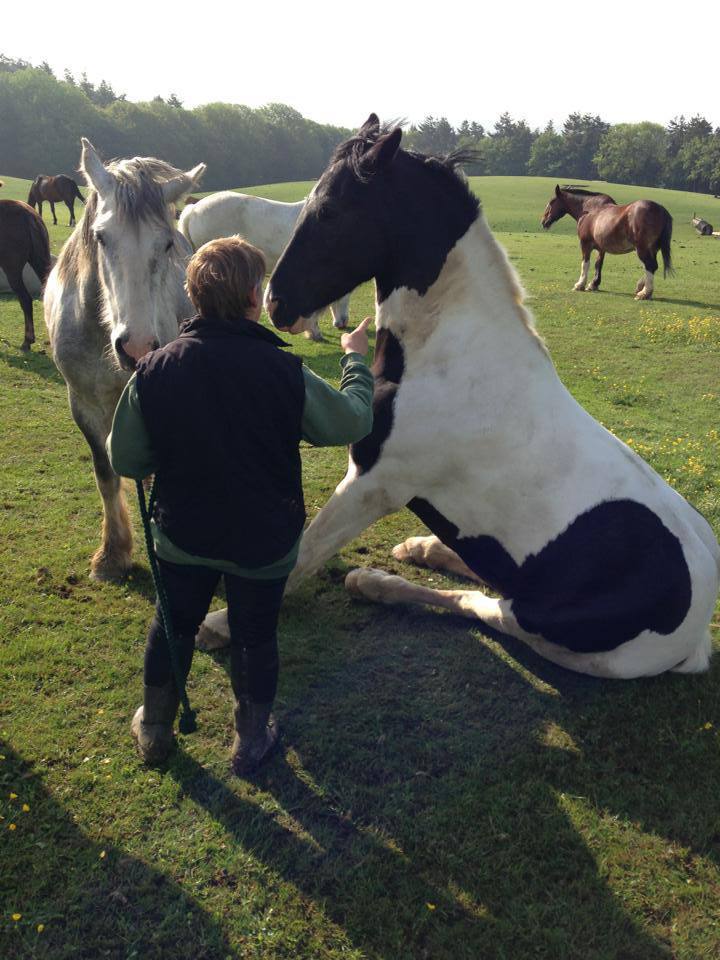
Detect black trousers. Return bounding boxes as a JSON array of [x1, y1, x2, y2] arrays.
[[144, 557, 288, 704]]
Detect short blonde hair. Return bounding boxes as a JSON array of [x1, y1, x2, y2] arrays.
[[185, 236, 266, 322]]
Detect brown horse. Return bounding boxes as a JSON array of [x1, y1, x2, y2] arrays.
[[28, 174, 84, 226], [541, 185, 673, 300], [0, 199, 52, 349]]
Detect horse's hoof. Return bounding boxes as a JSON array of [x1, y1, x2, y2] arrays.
[[586, 285, 599, 292], [196, 608, 231, 650], [20, 341, 32, 352], [90, 552, 131, 582], [333, 318, 349, 330], [345, 567, 388, 600], [573, 284, 586, 292]]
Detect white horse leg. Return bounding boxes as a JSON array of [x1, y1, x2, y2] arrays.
[[329, 294, 350, 330], [302, 312, 325, 342], [392, 535, 483, 583], [197, 471, 395, 650], [573, 258, 590, 291], [69, 391, 132, 581], [634, 270, 655, 301]]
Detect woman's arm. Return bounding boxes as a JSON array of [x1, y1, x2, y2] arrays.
[[106, 374, 159, 479], [301, 354, 374, 446]]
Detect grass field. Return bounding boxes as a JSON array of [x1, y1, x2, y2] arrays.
[[1, 170, 720, 960]]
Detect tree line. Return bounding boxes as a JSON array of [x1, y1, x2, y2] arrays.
[[1, 54, 719, 194]]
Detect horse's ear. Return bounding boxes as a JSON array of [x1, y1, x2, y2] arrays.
[[162, 163, 207, 205], [80, 138, 114, 196], [358, 113, 380, 136], [364, 127, 402, 171], [555, 184, 562, 197]]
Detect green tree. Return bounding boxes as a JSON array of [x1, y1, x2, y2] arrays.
[[595, 122, 667, 186], [561, 113, 609, 179], [528, 122, 566, 177]]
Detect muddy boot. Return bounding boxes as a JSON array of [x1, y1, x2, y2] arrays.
[[231, 699, 280, 775], [131, 682, 179, 765]]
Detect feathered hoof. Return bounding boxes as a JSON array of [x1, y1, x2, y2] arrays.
[[332, 317, 349, 330], [345, 566, 393, 600], [634, 291, 653, 301], [131, 706, 174, 765], [90, 554, 131, 583], [196, 608, 231, 650]]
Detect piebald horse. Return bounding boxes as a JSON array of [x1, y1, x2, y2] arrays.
[[178, 191, 352, 341], [541, 185, 673, 300], [45, 140, 205, 580], [28, 174, 85, 226], [201, 116, 719, 680]]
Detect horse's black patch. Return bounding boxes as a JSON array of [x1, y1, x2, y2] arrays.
[[351, 328, 404, 474], [408, 497, 692, 653]]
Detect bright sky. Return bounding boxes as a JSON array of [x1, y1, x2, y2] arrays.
[[5, 1, 720, 131]]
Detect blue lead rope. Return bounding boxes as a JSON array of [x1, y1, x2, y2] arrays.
[[135, 478, 198, 734]]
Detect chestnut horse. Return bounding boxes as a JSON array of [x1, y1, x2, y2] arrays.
[[28, 175, 85, 226], [0, 199, 52, 350], [541, 185, 673, 300]]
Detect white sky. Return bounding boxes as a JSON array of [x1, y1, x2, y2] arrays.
[[4, 1, 719, 131]]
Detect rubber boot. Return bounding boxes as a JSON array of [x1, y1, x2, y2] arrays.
[[231, 699, 280, 775], [131, 682, 179, 765]]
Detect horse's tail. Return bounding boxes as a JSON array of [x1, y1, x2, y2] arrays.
[[659, 209, 674, 278], [28, 213, 52, 286], [73, 180, 85, 204]]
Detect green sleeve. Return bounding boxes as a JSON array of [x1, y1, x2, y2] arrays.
[[301, 352, 374, 447], [105, 373, 158, 479]]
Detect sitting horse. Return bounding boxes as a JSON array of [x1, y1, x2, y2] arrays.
[[45, 140, 205, 580], [28, 174, 85, 226], [201, 115, 719, 680], [179, 191, 352, 341], [0, 199, 52, 350], [541, 185, 673, 300]]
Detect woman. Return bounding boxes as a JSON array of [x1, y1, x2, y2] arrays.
[[107, 236, 373, 774]]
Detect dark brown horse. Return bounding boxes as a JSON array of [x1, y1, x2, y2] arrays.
[[0, 199, 52, 349], [541, 185, 673, 300], [28, 174, 84, 226]]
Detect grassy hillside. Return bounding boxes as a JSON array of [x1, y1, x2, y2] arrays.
[[1, 172, 720, 960]]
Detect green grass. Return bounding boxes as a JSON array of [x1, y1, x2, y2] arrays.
[[1, 173, 720, 959]]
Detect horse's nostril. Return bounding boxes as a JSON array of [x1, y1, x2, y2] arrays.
[[114, 337, 136, 371]]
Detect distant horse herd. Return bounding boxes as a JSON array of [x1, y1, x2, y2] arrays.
[[1, 125, 718, 686]]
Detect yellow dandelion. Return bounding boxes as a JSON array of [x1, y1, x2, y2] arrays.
[[97, 709, 105, 715], [12, 913, 21, 921], [100, 850, 106, 859], [9, 792, 17, 800], [8, 823, 17, 831], [426, 903, 436, 911], [704, 722, 713, 730], [22, 804, 29, 813], [37, 924, 45, 933]]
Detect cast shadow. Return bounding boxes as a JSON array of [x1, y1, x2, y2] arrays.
[[0, 742, 236, 959]]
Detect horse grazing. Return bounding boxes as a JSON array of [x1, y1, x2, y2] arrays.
[[199, 115, 719, 680], [28, 174, 85, 226], [541, 185, 673, 300], [179, 191, 352, 341], [45, 140, 205, 580], [0, 199, 52, 350]]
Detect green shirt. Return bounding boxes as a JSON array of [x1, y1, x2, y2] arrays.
[[107, 351, 374, 579]]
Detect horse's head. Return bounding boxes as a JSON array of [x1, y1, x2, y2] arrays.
[[267, 115, 479, 333], [79, 138, 206, 370], [27, 180, 39, 209], [541, 185, 567, 230]]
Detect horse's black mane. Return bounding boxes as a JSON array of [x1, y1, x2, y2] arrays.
[[332, 123, 481, 213], [561, 186, 608, 197]]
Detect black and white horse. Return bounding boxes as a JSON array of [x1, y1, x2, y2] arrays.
[[201, 115, 719, 680]]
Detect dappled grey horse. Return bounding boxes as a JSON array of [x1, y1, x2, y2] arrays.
[[45, 139, 205, 580]]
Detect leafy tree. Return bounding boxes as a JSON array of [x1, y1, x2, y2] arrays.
[[595, 123, 667, 186], [528, 122, 566, 177], [485, 113, 535, 175], [561, 113, 609, 179]]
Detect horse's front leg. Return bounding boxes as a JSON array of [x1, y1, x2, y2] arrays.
[[50, 201, 57, 226], [330, 294, 350, 330], [573, 243, 593, 291], [69, 390, 133, 581], [197, 468, 398, 650], [588, 251, 605, 291]]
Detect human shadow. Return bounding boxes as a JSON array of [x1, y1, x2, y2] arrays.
[[0, 742, 237, 960], [173, 581, 679, 960]]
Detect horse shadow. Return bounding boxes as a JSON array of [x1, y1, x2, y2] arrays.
[[592, 289, 720, 311], [0, 336, 64, 386], [0, 742, 236, 959], [168, 571, 701, 959]]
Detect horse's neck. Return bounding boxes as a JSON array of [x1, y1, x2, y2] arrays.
[[562, 194, 587, 221], [376, 216, 548, 373]]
